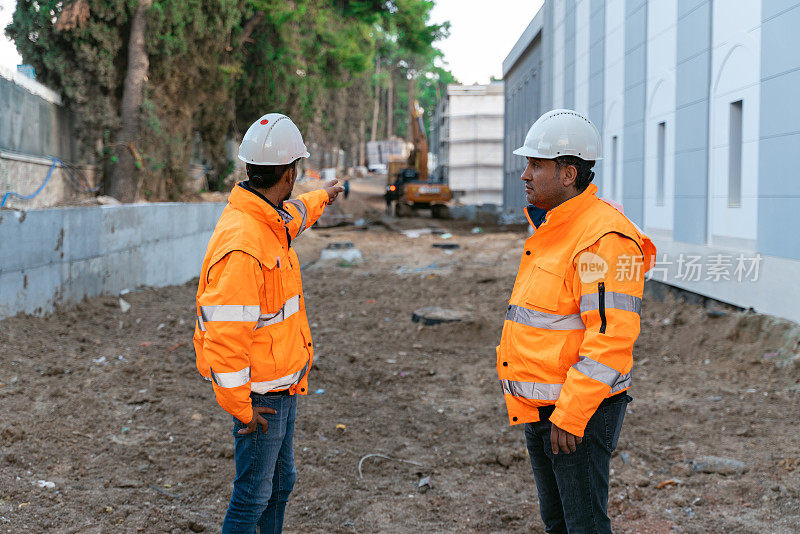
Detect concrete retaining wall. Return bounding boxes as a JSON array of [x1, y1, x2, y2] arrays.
[[0, 202, 225, 319]]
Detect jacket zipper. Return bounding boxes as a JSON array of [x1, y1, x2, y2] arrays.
[[598, 281, 607, 334]]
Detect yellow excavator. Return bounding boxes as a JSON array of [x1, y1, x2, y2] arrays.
[[385, 100, 451, 218]]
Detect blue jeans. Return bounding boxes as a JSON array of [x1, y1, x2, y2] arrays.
[[222, 393, 297, 534], [524, 395, 631, 534]]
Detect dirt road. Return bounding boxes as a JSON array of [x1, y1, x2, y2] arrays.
[[1, 178, 798, 533]]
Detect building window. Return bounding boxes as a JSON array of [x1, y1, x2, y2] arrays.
[[611, 135, 618, 199], [656, 122, 665, 206], [728, 100, 743, 207]]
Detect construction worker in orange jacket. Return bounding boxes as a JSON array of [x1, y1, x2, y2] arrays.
[[497, 109, 656, 533], [193, 113, 344, 533]]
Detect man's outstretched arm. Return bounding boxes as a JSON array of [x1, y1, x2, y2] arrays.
[[283, 180, 344, 239]]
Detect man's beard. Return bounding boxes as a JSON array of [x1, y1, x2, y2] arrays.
[[282, 183, 294, 202], [282, 175, 296, 202]]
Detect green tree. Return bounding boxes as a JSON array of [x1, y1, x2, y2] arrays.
[[369, 0, 451, 141], [6, 0, 452, 198], [417, 65, 457, 135], [7, 0, 248, 200]]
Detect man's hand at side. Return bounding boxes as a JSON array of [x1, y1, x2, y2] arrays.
[[238, 406, 277, 435], [550, 423, 583, 454], [323, 179, 345, 203]]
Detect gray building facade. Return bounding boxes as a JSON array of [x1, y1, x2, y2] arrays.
[[503, 0, 800, 323]]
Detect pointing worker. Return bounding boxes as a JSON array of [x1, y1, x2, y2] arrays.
[[496, 109, 656, 533], [193, 113, 343, 532]]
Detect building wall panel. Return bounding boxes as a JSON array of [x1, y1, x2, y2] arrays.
[[588, 0, 607, 191], [707, 0, 761, 246], [503, 33, 543, 217], [644, 0, 677, 234], [758, 1, 800, 259], [674, 0, 712, 244]]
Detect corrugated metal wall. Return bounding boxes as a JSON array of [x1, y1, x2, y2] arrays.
[[502, 33, 544, 219]]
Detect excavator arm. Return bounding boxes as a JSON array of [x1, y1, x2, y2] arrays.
[[408, 99, 428, 181]]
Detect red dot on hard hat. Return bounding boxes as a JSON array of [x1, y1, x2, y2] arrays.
[[260, 119, 269, 125]]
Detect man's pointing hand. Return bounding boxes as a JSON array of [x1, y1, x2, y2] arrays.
[[323, 179, 346, 203]]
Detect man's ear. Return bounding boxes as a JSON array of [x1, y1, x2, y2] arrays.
[[281, 165, 295, 186], [560, 164, 578, 188]]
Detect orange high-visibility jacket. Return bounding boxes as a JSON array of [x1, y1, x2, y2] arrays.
[[193, 182, 330, 424], [496, 184, 656, 436]]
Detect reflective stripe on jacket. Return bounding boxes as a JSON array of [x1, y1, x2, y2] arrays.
[[496, 183, 657, 436], [193, 182, 330, 423]]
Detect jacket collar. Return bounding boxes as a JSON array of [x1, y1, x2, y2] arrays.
[[541, 183, 598, 227], [228, 181, 294, 231], [525, 205, 548, 229]]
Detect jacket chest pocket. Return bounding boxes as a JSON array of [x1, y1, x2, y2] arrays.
[[279, 255, 301, 299], [524, 262, 565, 312], [262, 258, 287, 314]]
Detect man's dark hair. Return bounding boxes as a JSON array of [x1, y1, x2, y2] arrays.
[[555, 156, 595, 192], [246, 159, 297, 189]]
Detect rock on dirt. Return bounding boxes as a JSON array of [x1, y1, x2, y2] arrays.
[[320, 242, 363, 264], [411, 306, 472, 325], [690, 456, 748, 475]]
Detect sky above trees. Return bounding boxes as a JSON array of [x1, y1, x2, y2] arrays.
[[429, 0, 543, 84], [0, 0, 22, 69]]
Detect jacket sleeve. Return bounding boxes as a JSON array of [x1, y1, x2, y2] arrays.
[[198, 250, 263, 424], [549, 232, 645, 437], [283, 189, 331, 240]]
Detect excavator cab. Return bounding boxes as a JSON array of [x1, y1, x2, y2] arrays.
[[383, 99, 452, 218], [396, 168, 420, 184], [386, 166, 451, 218]]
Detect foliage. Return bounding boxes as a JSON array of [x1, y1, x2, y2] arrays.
[[418, 65, 457, 135], [5, 0, 456, 198], [370, 0, 453, 140], [7, 0, 128, 158]]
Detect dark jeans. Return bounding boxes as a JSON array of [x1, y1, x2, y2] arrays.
[[524, 395, 631, 534], [222, 393, 297, 534]]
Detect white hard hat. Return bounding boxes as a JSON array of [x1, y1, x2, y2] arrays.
[[238, 113, 311, 165], [514, 109, 603, 161]]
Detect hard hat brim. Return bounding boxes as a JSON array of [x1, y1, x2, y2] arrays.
[[237, 150, 311, 166], [513, 146, 603, 161], [513, 146, 543, 158]]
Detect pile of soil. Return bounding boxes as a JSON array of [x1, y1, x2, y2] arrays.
[[0, 179, 798, 533]]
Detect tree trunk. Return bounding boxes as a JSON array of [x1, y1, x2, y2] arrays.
[[407, 75, 415, 143], [236, 12, 264, 48], [370, 60, 380, 141], [386, 70, 394, 139], [108, 0, 152, 203], [359, 119, 366, 167]]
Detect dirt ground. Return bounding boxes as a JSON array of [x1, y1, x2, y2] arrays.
[[1, 178, 799, 533]]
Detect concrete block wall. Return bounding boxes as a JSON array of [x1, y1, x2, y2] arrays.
[[0, 151, 98, 209], [447, 115, 504, 142], [433, 83, 505, 206], [0, 202, 225, 319]]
